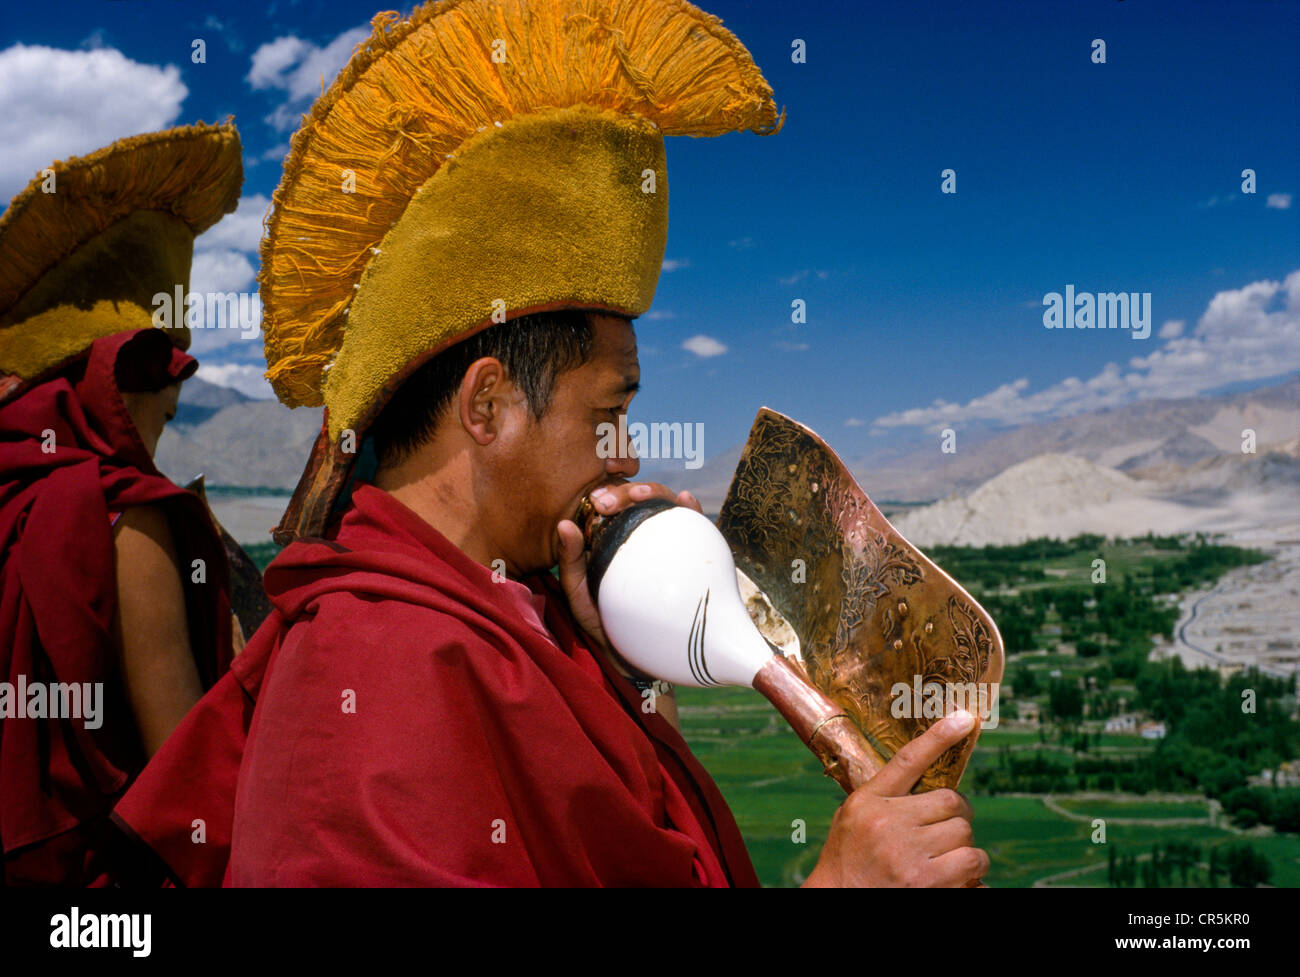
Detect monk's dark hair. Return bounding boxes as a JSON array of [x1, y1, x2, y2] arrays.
[[370, 308, 619, 469]]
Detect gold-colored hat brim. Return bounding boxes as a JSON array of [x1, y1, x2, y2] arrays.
[[0, 122, 243, 383], [0, 121, 243, 316], [318, 105, 666, 440]]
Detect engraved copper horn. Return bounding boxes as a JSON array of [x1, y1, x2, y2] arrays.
[[581, 408, 1003, 883], [715, 408, 1004, 793]]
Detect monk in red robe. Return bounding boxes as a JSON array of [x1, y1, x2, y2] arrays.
[[0, 123, 242, 885], [113, 312, 986, 887], [0, 329, 234, 885], [114, 2, 985, 887]]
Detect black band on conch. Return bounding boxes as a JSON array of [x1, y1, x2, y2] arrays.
[[585, 498, 676, 603]]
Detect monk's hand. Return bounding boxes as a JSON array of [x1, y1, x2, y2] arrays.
[[802, 710, 988, 888], [556, 482, 703, 654]]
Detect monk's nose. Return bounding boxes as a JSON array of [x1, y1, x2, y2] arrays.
[[606, 424, 639, 480]]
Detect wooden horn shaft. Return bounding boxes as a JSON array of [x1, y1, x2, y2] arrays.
[[752, 654, 884, 792]]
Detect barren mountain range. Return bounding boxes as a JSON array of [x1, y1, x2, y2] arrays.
[[156, 375, 1300, 547]]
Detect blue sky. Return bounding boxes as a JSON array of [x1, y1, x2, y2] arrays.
[[2, 0, 1297, 461]]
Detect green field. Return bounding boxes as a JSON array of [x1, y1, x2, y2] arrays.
[[676, 687, 1300, 888], [934, 538, 1214, 594], [973, 795, 1255, 888], [1054, 798, 1210, 820], [1246, 835, 1300, 888], [971, 728, 1045, 746], [676, 685, 842, 887]]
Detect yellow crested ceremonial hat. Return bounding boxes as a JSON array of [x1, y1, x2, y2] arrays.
[[261, 0, 783, 541], [0, 122, 244, 399]]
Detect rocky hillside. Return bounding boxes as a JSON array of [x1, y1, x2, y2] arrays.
[[159, 373, 1300, 513], [155, 378, 321, 489]]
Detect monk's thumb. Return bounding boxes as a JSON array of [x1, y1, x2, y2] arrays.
[[556, 520, 586, 574], [867, 709, 976, 796]]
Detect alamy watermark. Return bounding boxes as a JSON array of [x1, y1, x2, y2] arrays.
[[50, 908, 150, 957], [596, 413, 704, 470], [1042, 285, 1151, 339], [890, 675, 1000, 729], [0, 675, 102, 729], [151, 286, 261, 340]]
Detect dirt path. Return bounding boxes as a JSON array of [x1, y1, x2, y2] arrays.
[[1160, 527, 1300, 682], [1039, 794, 1212, 826], [1026, 793, 1247, 887], [1034, 854, 1216, 888]]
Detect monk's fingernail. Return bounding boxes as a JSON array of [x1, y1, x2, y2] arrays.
[[944, 710, 974, 734], [630, 484, 652, 500], [591, 489, 613, 510]]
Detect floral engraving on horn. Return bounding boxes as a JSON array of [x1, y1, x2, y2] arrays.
[[717, 407, 1004, 794]]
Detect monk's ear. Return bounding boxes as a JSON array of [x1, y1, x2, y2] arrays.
[[458, 356, 507, 445]]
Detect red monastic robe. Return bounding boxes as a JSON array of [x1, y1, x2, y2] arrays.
[[0, 329, 232, 885], [113, 482, 759, 887]]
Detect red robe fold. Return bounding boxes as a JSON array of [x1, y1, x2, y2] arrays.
[[113, 482, 759, 887], [0, 329, 232, 886]]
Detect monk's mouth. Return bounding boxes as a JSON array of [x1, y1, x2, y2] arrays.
[[573, 496, 596, 532], [571, 478, 630, 529]]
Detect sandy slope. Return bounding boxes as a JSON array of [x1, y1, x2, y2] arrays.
[[893, 451, 1300, 547]]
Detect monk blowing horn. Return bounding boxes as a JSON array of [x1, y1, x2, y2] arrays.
[[580, 407, 1005, 885]]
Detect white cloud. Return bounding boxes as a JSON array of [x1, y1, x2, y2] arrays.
[[873, 270, 1300, 431], [196, 362, 274, 400], [0, 44, 187, 200], [780, 270, 808, 286], [728, 236, 754, 249], [247, 27, 369, 131], [661, 258, 690, 272], [185, 249, 262, 353], [1158, 319, 1184, 339], [185, 193, 267, 353], [247, 36, 311, 93], [196, 193, 269, 252], [191, 248, 257, 294], [844, 417, 865, 427], [682, 334, 727, 358], [774, 340, 809, 351], [1266, 193, 1292, 210], [642, 309, 676, 321]]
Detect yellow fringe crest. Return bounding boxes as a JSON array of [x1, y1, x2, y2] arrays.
[[261, 0, 785, 407], [0, 121, 243, 318]]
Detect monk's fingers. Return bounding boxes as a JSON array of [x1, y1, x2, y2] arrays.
[[865, 710, 978, 797], [676, 489, 703, 514], [589, 481, 676, 516], [911, 787, 974, 825], [919, 815, 976, 858], [924, 846, 990, 888]]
